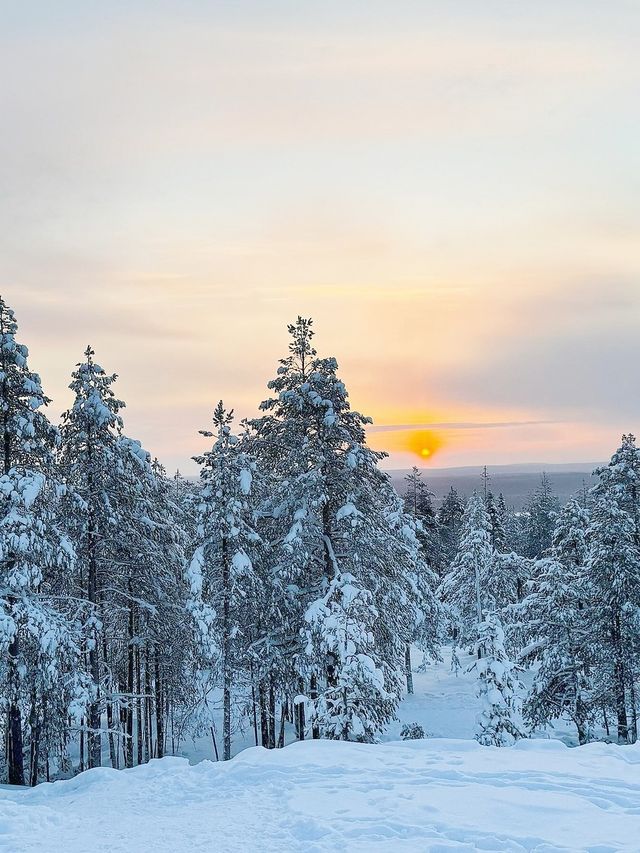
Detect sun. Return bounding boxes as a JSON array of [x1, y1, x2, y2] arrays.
[[405, 429, 443, 462]]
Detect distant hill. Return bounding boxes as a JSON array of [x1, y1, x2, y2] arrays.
[[386, 462, 602, 510]]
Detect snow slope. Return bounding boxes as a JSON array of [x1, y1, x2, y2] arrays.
[[173, 647, 584, 766], [3, 738, 640, 853]]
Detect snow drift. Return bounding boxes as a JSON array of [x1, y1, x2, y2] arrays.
[[2, 738, 640, 852]]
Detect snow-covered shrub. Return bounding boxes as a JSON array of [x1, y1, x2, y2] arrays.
[[400, 722, 425, 740], [473, 612, 525, 747]]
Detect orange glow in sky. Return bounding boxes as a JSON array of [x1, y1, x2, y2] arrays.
[[406, 430, 444, 462], [369, 428, 445, 464]]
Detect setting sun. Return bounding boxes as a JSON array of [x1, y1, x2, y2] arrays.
[[403, 429, 444, 462]]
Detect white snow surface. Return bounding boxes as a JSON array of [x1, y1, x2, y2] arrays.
[[2, 650, 638, 852], [2, 738, 640, 852]]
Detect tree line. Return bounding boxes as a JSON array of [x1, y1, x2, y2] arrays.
[[0, 304, 438, 785], [1, 296, 637, 786]]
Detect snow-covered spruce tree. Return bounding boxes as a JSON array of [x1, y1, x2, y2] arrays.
[[0, 297, 82, 786], [592, 434, 640, 542], [486, 491, 507, 552], [437, 486, 465, 568], [59, 346, 125, 769], [188, 402, 261, 760], [401, 467, 444, 690], [146, 459, 194, 761], [113, 439, 194, 770], [516, 562, 592, 743], [504, 505, 528, 562], [488, 551, 528, 614], [172, 468, 199, 548], [438, 493, 494, 657], [389, 495, 443, 693], [511, 494, 591, 744], [584, 489, 640, 743], [552, 495, 590, 570], [0, 471, 84, 785], [523, 473, 559, 559], [61, 353, 194, 771], [403, 467, 442, 575], [247, 318, 431, 742], [473, 611, 525, 746]]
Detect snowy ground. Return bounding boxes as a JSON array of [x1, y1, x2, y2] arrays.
[[177, 647, 583, 764], [3, 739, 640, 852], [1, 650, 629, 852]]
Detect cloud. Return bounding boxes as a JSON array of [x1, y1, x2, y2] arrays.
[[369, 420, 558, 432], [1, 4, 638, 472]]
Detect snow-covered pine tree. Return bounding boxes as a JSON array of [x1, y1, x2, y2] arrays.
[[114, 438, 194, 769], [517, 559, 591, 744], [504, 505, 527, 560], [188, 402, 261, 760], [59, 347, 126, 769], [552, 495, 589, 568], [389, 495, 443, 692], [512, 495, 591, 744], [438, 493, 494, 657], [144, 459, 194, 760], [523, 473, 559, 558], [486, 491, 507, 552], [592, 434, 640, 543], [473, 611, 525, 746], [247, 318, 432, 742], [403, 466, 441, 575], [584, 489, 640, 743], [0, 297, 81, 786], [488, 551, 527, 613], [0, 470, 83, 784], [437, 486, 465, 568]]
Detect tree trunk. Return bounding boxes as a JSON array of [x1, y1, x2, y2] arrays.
[[79, 716, 85, 774], [86, 438, 102, 770], [310, 673, 320, 739], [154, 650, 164, 759], [612, 615, 629, 743], [277, 701, 286, 748], [258, 680, 269, 748], [28, 691, 40, 787], [296, 677, 305, 741], [250, 667, 259, 747], [7, 633, 25, 785], [135, 642, 143, 766], [125, 602, 134, 768], [3, 354, 24, 786], [103, 638, 118, 769], [268, 678, 276, 750], [144, 648, 153, 762], [405, 645, 414, 695], [628, 673, 638, 744], [222, 536, 231, 761]]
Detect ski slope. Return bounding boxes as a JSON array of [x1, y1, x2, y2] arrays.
[[2, 738, 639, 852]]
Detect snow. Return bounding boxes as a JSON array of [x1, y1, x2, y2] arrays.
[[2, 738, 639, 852], [239, 467, 252, 495], [3, 647, 637, 851]]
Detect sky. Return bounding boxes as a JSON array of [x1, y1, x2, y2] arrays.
[[1, 1, 639, 474]]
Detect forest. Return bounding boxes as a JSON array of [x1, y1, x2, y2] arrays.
[[1, 296, 638, 787]]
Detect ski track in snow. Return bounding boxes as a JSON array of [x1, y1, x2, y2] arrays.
[[2, 739, 640, 853]]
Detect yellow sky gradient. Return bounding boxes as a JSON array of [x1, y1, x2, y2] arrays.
[[1, 3, 639, 473]]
